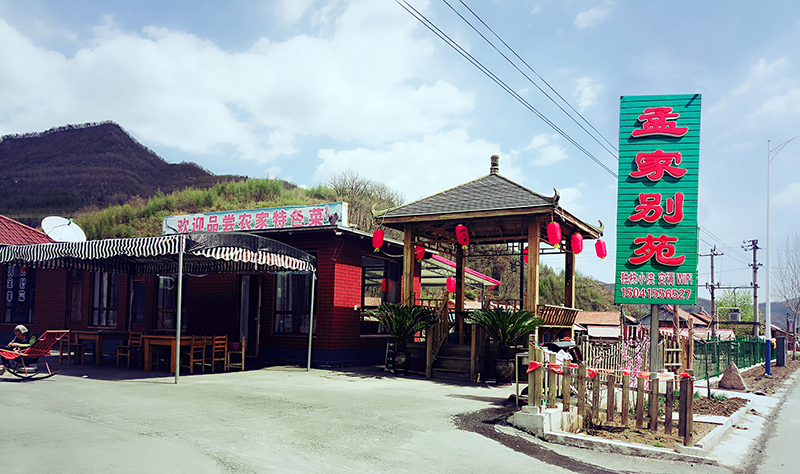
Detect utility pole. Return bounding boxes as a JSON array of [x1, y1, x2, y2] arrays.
[[743, 239, 761, 337], [700, 246, 724, 338]]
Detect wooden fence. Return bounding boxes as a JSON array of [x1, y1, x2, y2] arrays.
[[580, 330, 687, 375], [526, 347, 695, 446]]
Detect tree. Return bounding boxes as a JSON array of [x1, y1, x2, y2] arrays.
[[775, 231, 800, 322], [328, 170, 404, 235], [717, 289, 755, 338]]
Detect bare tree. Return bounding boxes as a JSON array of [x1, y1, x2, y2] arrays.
[[328, 170, 404, 235], [775, 230, 800, 319]]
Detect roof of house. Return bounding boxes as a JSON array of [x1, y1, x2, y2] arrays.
[[575, 311, 622, 326], [0, 215, 53, 245]]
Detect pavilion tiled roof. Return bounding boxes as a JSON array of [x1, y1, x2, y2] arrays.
[[380, 172, 556, 219], [0, 215, 53, 245]]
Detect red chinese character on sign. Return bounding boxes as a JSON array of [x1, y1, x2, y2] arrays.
[[177, 219, 189, 234], [629, 234, 685, 266], [290, 209, 305, 227], [628, 192, 685, 224], [663, 192, 684, 224], [207, 215, 219, 232], [255, 212, 269, 229], [192, 217, 205, 232], [629, 193, 663, 223], [273, 210, 287, 228], [630, 150, 687, 181], [221, 214, 236, 232], [238, 213, 253, 230], [631, 107, 689, 138], [308, 207, 324, 226]]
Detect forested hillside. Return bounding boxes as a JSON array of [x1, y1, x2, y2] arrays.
[[0, 121, 241, 225]]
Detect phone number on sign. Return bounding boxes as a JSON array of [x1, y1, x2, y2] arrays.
[[619, 287, 693, 300]]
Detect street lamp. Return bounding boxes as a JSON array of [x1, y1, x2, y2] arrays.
[[766, 135, 800, 375]]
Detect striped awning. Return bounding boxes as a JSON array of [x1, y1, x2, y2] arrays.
[[0, 233, 315, 275]]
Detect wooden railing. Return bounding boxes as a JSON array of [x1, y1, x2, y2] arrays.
[[525, 347, 695, 446], [422, 298, 451, 378]]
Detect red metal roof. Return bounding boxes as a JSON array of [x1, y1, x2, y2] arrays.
[[0, 215, 53, 245]]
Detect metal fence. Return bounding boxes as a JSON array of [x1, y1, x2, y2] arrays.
[[693, 338, 775, 380]]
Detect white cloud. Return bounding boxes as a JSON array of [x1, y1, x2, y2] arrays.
[[774, 182, 800, 207], [558, 186, 583, 213], [312, 129, 509, 201], [274, 0, 316, 25], [526, 133, 568, 165], [0, 0, 474, 166], [531, 5, 543, 15], [574, 1, 616, 29], [573, 77, 603, 112]]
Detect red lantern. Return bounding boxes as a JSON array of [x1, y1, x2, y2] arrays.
[[546, 222, 561, 247], [415, 245, 425, 260], [523, 247, 528, 264], [595, 239, 607, 259], [381, 279, 392, 293], [446, 276, 456, 293], [571, 233, 583, 254], [455, 224, 469, 249], [372, 229, 384, 252]]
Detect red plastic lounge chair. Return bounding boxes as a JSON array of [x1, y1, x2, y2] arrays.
[[0, 330, 69, 380]]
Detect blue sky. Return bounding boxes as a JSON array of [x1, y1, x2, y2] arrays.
[[2, 0, 800, 298]]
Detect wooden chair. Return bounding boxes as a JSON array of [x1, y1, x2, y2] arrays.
[[203, 335, 227, 373], [59, 331, 71, 364], [180, 336, 206, 374], [226, 336, 245, 371], [116, 332, 143, 367]]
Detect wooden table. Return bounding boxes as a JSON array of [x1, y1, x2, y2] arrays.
[[142, 335, 192, 373], [70, 330, 130, 365]]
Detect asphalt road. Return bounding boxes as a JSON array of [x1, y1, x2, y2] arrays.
[[749, 373, 800, 473], [0, 358, 733, 474]]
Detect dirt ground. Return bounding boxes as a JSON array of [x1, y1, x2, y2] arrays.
[[711, 359, 800, 395], [488, 360, 799, 450]]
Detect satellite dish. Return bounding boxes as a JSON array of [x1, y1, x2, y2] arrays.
[[41, 216, 87, 242]]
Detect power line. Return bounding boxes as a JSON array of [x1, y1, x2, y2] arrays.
[[396, 1, 618, 179], [442, 0, 619, 161]]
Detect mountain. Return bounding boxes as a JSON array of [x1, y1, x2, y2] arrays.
[[0, 121, 242, 226]]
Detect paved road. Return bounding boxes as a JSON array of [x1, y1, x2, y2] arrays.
[[750, 373, 800, 473], [0, 359, 732, 474]]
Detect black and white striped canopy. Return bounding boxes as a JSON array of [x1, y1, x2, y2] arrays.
[[0, 233, 316, 275]]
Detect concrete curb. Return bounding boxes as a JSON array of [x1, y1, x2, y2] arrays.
[[540, 429, 718, 465], [694, 399, 754, 451]]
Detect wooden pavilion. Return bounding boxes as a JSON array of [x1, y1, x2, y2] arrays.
[[374, 155, 604, 379]]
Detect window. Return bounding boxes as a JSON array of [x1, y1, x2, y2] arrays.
[[4, 265, 35, 324], [156, 275, 187, 330], [92, 272, 118, 327], [274, 273, 315, 334], [361, 256, 399, 309], [130, 280, 146, 325], [68, 269, 83, 322]]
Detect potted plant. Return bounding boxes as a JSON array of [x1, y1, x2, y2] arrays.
[[370, 303, 438, 375], [466, 308, 543, 384]]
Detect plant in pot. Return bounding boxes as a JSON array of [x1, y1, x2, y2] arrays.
[[466, 308, 543, 384], [370, 303, 438, 375]]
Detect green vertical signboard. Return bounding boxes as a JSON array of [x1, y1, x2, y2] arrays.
[[614, 94, 700, 305]]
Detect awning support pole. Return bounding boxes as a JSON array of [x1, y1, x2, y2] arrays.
[[307, 271, 317, 371], [175, 234, 186, 385]]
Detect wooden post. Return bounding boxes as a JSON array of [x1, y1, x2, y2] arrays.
[[402, 226, 415, 306], [562, 363, 571, 412], [547, 353, 557, 408], [527, 335, 536, 407], [606, 373, 615, 422], [426, 326, 434, 379], [665, 379, 674, 434], [678, 376, 687, 438], [577, 364, 586, 422], [591, 373, 600, 424], [525, 217, 540, 312], [684, 377, 694, 447], [455, 245, 465, 345], [470, 322, 478, 382], [649, 377, 658, 432], [564, 240, 576, 309], [621, 373, 630, 425], [532, 347, 543, 410], [635, 376, 645, 429]]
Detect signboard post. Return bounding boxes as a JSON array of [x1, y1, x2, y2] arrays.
[[615, 94, 701, 372]]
